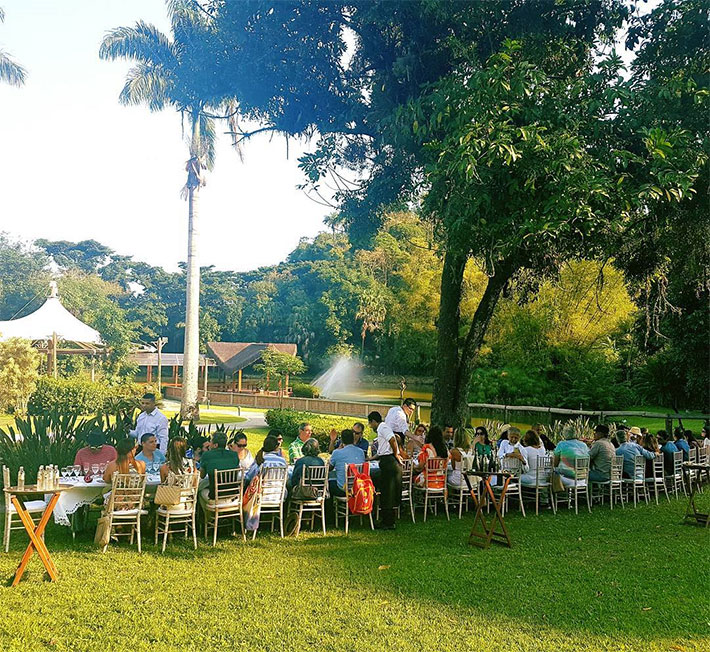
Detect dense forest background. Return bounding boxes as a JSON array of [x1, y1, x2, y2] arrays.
[[1, 209, 705, 411]]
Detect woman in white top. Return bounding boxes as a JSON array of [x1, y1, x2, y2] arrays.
[[520, 430, 549, 486], [447, 428, 470, 488]]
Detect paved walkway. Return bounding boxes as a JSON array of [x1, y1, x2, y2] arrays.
[[163, 400, 267, 429]]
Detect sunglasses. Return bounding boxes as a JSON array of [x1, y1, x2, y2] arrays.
[[235, 443, 247, 448]]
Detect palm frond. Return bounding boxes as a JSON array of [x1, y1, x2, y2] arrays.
[[198, 113, 216, 171], [0, 49, 26, 86], [99, 21, 177, 66], [118, 62, 172, 110]]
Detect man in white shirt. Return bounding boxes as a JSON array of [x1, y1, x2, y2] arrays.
[[130, 393, 169, 454], [497, 427, 528, 469], [385, 398, 417, 448], [369, 410, 403, 530]]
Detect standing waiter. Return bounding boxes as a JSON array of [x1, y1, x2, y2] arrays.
[[368, 410, 403, 530], [385, 397, 417, 449]]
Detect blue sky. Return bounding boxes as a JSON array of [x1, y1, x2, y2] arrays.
[[0, 1, 329, 272]]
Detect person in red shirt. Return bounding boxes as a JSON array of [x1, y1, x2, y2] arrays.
[[74, 431, 117, 471]]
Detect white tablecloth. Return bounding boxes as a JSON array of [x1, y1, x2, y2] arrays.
[[51, 475, 162, 526]]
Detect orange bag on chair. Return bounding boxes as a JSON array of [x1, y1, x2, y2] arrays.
[[348, 463, 374, 515]]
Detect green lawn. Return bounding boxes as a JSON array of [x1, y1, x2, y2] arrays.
[[0, 486, 707, 651]]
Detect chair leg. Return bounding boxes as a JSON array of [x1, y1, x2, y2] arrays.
[[3, 509, 9, 553], [136, 516, 142, 553], [423, 492, 428, 522], [162, 515, 169, 553], [154, 515, 160, 546], [212, 513, 218, 546], [345, 508, 349, 535], [409, 495, 415, 523], [586, 487, 591, 513], [444, 493, 450, 521], [192, 512, 197, 549], [295, 505, 303, 537], [321, 504, 326, 535], [368, 509, 374, 530], [279, 505, 284, 538], [519, 487, 526, 518]]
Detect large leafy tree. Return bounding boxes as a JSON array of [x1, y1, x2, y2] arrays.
[[99, 0, 238, 418], [0, 7, 26, 86]]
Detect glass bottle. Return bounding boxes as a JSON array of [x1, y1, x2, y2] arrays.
[[17, 467, 25, 491]]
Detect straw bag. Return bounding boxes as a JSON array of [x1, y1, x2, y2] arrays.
[[154, 484, 182, 506], [94, 516, 111, 547]]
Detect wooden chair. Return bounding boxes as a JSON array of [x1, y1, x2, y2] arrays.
[[521, 455, 555, 516], [413, 458, 449, 522], [102, 472, 148, 553], [288, 465, 328, 536], [448, 455, 476, 519], [665, 451, 686, 497], [3, 493, 47, 553], [202, 467, 245, 546], [557, 458, 591, 514], [334, 463, 375, 534], [154, 472, 199, 552], [498, 456, 526, 517], [646, 453, 669, 505], [623, 455, 649, 507], [254, 466, 288, 539]]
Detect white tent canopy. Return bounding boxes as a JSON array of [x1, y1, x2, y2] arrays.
[[0, 282, 102, 344]]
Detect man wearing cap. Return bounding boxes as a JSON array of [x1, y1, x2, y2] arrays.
[[588, 425, 615, 482], [74, 431, 117, 469], [130, 392, 169, 454], [385, 398, 417, 448]]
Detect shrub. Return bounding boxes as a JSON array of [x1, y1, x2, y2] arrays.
[[265, 409, 357, 450], [27, 377, 158, 417], [290, 382, 320, 398]]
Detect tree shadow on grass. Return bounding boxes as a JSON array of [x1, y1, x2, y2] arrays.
[[287, 498, 709, 643]]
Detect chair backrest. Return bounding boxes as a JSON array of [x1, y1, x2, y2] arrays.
[[107, 472, 146, 513], [424, 457, 447, 488], [652, 453, 664, 479], [301, 464, 328, 497], [688, 448, 698, 464], [610, 456, 624, 483], [214, 467, 244, 502], [672, 450, 683, 475], [534, 455, 552, 484], [400, 458, 413, 493], [460, 454, 474, 474], [343, 463, 368, 497], [260, 466, 287, 505], [698, 446, 708, 465], [631, 455, 646, 482], [573, 456, 590, 482], [501, 456, 523, 477]]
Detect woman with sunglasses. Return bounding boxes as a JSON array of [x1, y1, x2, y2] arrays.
[[228, 432, 255, 471]]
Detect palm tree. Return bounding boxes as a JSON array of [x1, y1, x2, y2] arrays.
[[0, 7, 26, 86], [100, 1, 235, 419]]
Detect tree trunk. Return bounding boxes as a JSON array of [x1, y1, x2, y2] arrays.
[[431, 247, 468, 425], [431, 249, 517, 427], [181, 114, 202, 420]]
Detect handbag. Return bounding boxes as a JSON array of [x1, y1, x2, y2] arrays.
[[291, 484, 319, 500], [155, 484, 182, 506], [94, 515, 111, 547], [552, 471, 565, 493]]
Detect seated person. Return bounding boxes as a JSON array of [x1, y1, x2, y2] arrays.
[[103, 437, 145, 482], [329, 429, 366, 497], [686, 430, 701, 451], [673, 428, 690, 461], [160, 437, 193, 482], [328, 422, 370, 454], [288, 422, 313, 463], [414, 425, 449, 487], [228, 432, 255, 472], [448, 428, 471, 489], [473, 426, 492, 457], [641, 432, 659, 477], [616, 430, 655, 479], [520, 430, 548, 486], [198, 432, 240, 501], [702, 425, 710, 449], [588, 424, 616, 483], [74, 431, 117, 471], [553, 426, 590, 487], [187, 436, 211, 469], [135, 433, 166, 469], [658, 430, 679, 474], [406, 423, 427, 457], [497, 427, 528, 469], [291, 438, 324, 488], [443, 425, 455, 450]]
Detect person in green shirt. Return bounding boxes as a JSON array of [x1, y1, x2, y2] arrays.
[[473, 426, 492, 457], [288, 422, 313, 464], [199, 432, 241, 499]]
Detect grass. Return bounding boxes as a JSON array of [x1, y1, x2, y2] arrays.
[[0, 483, 707, 651]]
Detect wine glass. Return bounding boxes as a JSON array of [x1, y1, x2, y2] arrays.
[[61, 467, 69, 480], [98, 462, 107, 476], [91, 464, 99, 478], [83, 464, 91, 476], [73, 464, 82, 478]]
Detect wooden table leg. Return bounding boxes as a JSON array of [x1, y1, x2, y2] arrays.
[[11, 493, 60, 586], [469, 477, 513, 548]]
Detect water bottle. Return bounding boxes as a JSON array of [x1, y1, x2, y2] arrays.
[[17, 467, 25, 491], [3, 465, 10, 489]]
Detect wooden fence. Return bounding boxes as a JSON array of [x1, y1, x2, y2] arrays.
[[163, 386, 709, 428]]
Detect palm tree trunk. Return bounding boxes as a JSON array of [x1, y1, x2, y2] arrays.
[[181, 113, 202, 419]]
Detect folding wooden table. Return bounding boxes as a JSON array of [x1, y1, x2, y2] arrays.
[[682, 462, 710, 527], [466, 470, 513, 549], [4, 485, 68, 586]]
